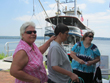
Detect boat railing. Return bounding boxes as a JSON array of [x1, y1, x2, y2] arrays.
[[62, 7, 81, 12], [4, 41, 74, 56], [4, 41, 19, 56], [45, 26, 55, 34], [101, 69, 110, 80], [62, 43, 74, 53], [4, 41, 45, 56], [101, 69, 110, 75], [62, 7, 81, 17]]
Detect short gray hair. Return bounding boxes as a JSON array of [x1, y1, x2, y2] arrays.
[[20, 21, 36, 39]]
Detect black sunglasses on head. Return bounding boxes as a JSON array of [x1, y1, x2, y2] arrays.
[[25, 31, 37, 34], [88, 35, 93, 38]]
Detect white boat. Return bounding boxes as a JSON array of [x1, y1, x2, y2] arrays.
[[43, 0, 91, 51]]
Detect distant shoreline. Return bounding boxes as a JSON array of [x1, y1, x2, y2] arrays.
[[0, 36, 50, 39], [0, 36, 110, 40]]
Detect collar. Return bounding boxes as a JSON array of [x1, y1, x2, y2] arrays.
[[20, 39, 34, 51]]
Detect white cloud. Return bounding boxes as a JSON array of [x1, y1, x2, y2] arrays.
[[83, 10, 110, 37], [93, 27, 110, 37], [14, 11, 46, 27], [107, 10, 110, 12], [77, 4, 86, 10], [88, 0, 105, 3], [48, 3, 57, 9], [44, 1, 49, 4], [19, 0, 29, 4], [14, 15, 31, 21], [46, 10, 56, 16], [83, 11, 110, 23]]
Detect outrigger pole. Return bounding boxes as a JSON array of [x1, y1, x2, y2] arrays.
[[38, 0, 54, 30]]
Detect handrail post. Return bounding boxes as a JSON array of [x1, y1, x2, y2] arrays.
[[7, 43, 9, 56]]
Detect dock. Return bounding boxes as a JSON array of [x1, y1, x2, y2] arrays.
[[3, 56, 13, 62]]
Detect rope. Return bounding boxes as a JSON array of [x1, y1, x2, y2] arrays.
[[68, 77, 85, 83], [30, 0, 42, 28]]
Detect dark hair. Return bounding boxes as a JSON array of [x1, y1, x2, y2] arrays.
[[82, 31, 94, 41], [54, 23, 69, 36]]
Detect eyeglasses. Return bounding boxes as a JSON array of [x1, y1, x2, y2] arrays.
[[88, 35, 93, 38], [25, 30, 37, 34], [63, 32, 69, 35]]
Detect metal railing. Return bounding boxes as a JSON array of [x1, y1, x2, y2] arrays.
[[4, 41, 74, 56], [4, 41, 19, 56], [4, 41, 45, 56]]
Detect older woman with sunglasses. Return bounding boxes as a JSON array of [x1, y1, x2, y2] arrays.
[[70, 31, 100, 83], [10, 21, 56, 83]]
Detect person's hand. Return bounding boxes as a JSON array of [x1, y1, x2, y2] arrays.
[[78, 59, 85, 64], [71, 51, 76, 55], [69, 73, 79, 82], [48, 36, 56, 42], [86, 61, 93, 66], [33, 78, 41, 83]]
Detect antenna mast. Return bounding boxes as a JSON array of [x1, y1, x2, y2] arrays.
[[74, 0, 77, 16], [56, 0, 60, 24], [33, 0, 35, 15]]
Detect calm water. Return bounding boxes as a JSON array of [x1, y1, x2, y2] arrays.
[[92, 39, 110, 56]]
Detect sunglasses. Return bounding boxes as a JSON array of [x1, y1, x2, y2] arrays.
[[25, 31, 37, 34], [62, 32, 69, 35], [88, 35, 93, 38]]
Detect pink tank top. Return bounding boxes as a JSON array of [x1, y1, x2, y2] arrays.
[[13, 40, 48, 83]]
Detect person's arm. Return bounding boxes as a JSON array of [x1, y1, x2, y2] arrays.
[[87, 44, 101, 66], [39, 36, 56, 54], [52, 66, 79, 82], [70, 51, 85, 64], [10, 50, 41, 83], [86, 56, 100, 66]]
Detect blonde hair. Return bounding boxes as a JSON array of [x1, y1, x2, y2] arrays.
[[20, 21, 35, 39]]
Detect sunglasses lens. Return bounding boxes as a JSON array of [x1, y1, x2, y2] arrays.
[[25, 31, 36, 34], [88, 36, 93, 38], [26, 31, 32, 34], [33, 31, 36, 34]]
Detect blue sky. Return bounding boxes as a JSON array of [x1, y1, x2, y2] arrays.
[[0, 0, 110, 37]]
